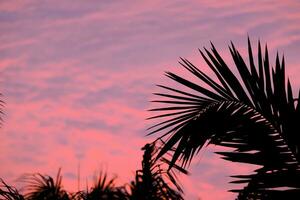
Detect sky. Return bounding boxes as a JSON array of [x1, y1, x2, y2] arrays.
[[0, 1, 300, 199]]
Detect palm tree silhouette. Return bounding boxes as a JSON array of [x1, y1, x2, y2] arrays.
[[148, 38, 300, 199], [0, 179, 25, 200], [1, 170, 128, 200], [20, 168, 70, 200], [128, 142, 187, 200], [74, 171, 127, 200]]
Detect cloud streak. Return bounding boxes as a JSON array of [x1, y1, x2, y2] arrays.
[[0, 1, 300, 199]]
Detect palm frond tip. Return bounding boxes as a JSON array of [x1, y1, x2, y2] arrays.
[[149, 38, 300, 198]]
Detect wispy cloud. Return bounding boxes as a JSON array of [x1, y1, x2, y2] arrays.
[[0, 0, 299, 199]]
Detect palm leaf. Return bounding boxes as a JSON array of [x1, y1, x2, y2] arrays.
[[149, 38, 300, 198], [20, 168, 70, 200], [78, 171, 127, 200], [129, 142, 187, 200], [0, 179, 25, 200]]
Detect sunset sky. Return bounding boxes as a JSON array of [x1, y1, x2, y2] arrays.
[[1, 1, 300, 199]]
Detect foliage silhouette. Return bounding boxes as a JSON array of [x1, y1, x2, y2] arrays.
[[74, 171, 127, 200], [148, 38, 300, 199], [0, 179, 25, 200], [0, 159, 185, 200], [1, 170, 128, 200], [20, 168, 70, 200], [128, 142, 187, 200]]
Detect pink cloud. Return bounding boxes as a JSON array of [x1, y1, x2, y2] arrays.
[[0, 1, 29, 12], [0, 1, 299, 200]]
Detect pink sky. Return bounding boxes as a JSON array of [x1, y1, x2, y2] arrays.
[[0, 1, 300, 199]]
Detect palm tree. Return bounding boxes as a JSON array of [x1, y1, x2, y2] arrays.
[[148, 38, 300, 199], [0, 179, 25, 200], [20, 168, 70, 200], [1, 170, 128, 200], [75, 171, 127, 200], [128, 142, 187, 200]]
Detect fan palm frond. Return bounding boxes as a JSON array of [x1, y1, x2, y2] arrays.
[[20, 168, 70, 200], [149, 38, 300, 198]]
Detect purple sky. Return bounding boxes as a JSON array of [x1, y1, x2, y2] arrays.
[[1, 1, 300, 199]]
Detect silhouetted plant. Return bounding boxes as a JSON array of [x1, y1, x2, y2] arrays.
[[0, 178, 25, 200], [128, 142, 187, 200], [20, 168, 70, 200], [75, 171, 127, 200], [149, 38, 300, 199], [1, 171, 128, 200]]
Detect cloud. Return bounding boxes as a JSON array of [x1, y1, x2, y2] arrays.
[[0, 1, 299, 199]]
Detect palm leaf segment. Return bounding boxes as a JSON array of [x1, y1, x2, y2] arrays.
[[20, 168, 70, 200], [149, 38, 300, 198], [75, 171, 127, 200], [129, 142, 187, 200], [0, 179, 25, 200]]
